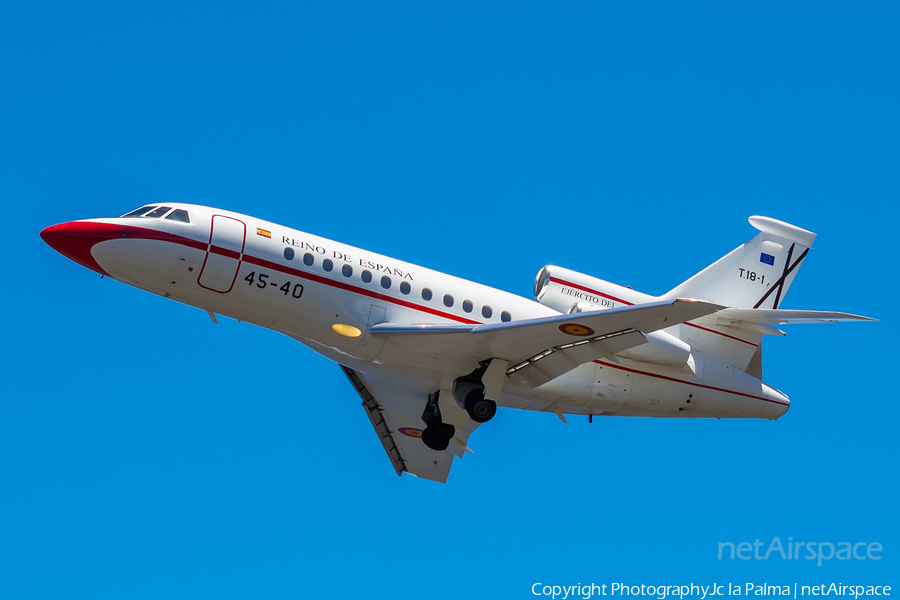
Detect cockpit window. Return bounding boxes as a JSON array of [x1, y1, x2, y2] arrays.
[[122, 206, 157, 217], [144, 206, 173, 218], [165, 209, 190, 223]]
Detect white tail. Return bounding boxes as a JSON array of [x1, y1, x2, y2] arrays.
[[664, 216, 817, 378], [664, 216, 817, 310], [534, 217, 870, 380]]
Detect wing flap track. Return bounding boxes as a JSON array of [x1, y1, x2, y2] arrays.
[[506, 328, 642, 388]]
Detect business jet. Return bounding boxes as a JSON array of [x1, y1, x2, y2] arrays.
[[41, 205, 872, 482]]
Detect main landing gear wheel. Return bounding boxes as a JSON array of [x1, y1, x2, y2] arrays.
[[464, 390, 497, 423], [421, 422, 456, 451]]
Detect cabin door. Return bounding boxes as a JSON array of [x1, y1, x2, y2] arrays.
[[198, 215, 247, 293]]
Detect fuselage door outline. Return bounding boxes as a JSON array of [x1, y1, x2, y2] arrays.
[[197, 214, 247, 294]]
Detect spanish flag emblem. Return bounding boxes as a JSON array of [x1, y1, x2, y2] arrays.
[[257, 228, 272, 239]]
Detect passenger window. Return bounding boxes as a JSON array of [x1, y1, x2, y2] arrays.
[[342, 264, 353, 277], [303, 253, 314, 266], [381, 276, 391, 289], [284, 248, 295, 260], [482, 305, 493, 319], [422, 288, 432, 301], [462, 300, 473, 313], [400, 281, 411, 295], [144, 206, 172, 218], [323, 259, 333, 272], [501, 311, 511, 322], [122, 206, 156, 217], [361, 270, 372, 283], [443, 294, 454, 308], [165, 209, 190, 223]]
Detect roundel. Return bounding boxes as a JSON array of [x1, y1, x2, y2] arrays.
[[398, 427, 424, 438], [558, 323, 596, 336]]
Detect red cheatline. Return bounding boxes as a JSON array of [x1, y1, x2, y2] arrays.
[[593, 360, 787, 405], [60, 222, 479, 325]]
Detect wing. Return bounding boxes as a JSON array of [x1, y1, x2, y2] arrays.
[[714, 308, 877, 325], [371, 299, 722, 387], [340, 366, 475, 483]]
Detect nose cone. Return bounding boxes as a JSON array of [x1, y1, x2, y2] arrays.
[[41, 221, 115, 275]]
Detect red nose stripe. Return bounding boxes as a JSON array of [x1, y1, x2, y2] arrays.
[[40, 221, 210, 275], [40, 221, 122, 275]]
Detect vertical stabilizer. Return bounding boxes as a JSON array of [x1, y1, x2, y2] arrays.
[[665, 216, 816, 310], [665, 216, 814, 376]]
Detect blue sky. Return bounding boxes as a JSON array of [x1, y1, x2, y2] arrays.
[[2, 2, 897, 598]]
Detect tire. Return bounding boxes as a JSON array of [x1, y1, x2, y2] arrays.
[[464, 389, 497, 423], [422, 425, 451, 451], [434, 421, 455, 439]]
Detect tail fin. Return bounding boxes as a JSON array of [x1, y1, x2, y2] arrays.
[[665, 216, 816, 309]]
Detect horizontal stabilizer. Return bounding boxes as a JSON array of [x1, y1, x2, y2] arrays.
[[714, 308, 876, 325]]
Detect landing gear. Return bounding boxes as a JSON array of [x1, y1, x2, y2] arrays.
[[418, 381, 497, 452], [421, 421, 456, 451], [464, 389, 497, 423], [420, 392, 457, 451]]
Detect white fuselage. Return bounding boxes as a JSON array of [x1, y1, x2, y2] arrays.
[[47, 203, 790, 420]]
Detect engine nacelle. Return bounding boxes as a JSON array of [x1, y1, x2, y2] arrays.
[[535, 266, 692, 368], [616, 329, 692, 368], [534, 265, 654, 313]]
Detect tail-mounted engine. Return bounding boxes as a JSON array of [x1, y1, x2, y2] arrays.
[[534, 265, 693, 369], [534, 265, 654, 314]]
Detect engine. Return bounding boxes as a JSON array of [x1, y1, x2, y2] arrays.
[[534, 265, 693, 369], [534, 265, 654, 314]]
